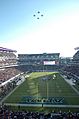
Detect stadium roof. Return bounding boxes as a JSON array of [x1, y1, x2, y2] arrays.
[[18, 53, 60, 56], [74, 47, 79, 50], [0, 47, 17, 52]]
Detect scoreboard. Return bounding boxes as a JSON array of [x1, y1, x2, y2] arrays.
[[43, 61, 55, 65]]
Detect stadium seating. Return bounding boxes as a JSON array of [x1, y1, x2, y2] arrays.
[[0, 67, 21, 84], [0, 67, 22, 101], [0, 105, 79, 119], [0, 47, 17, 67], [73, 50, 79, 64], [64, 65, 79, 77]]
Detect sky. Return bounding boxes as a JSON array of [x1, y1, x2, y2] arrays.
[[0, 0, 79, 57]]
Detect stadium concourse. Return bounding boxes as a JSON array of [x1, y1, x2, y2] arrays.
[[0, 47, 79, 118]]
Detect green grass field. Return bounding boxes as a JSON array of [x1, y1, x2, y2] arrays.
[[4, 72, 79, 106], [2, 72, 79, 105]]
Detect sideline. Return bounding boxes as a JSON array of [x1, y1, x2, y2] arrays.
[[3, 103, 79, 108], [0, 75, 26, 105], [61, 75, 79, 95]]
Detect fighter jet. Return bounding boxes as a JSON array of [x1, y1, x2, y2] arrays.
[[37, 11, 40, 14], [41, 14, 43, 17], [33, 14, 36, 17], [33, 11, 44, 20], [37, 17, 39, 19]]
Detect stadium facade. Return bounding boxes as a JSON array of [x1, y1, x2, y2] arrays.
[[17, 53, 60, 71], [18, 53, 60, 65]]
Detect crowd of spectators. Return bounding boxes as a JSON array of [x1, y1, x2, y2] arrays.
[[0, 67, 22, 101], [0, 51, 17, 67], [0, 80, 17, 101], [64, 65, 79, 77], [0, 67, 21, 84], [0, 105, 79, 119]]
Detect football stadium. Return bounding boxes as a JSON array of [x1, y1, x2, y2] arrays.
[[0, 47, 79, 118], [1, 0, 79, 118]]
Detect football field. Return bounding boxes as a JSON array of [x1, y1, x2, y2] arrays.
[[3, 72, 79, 106]]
